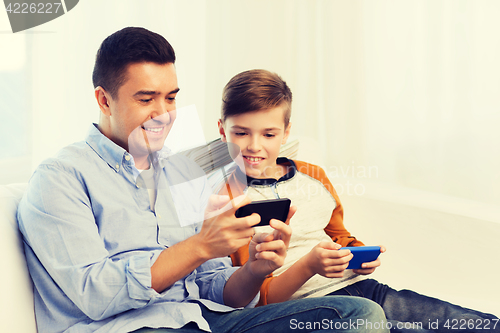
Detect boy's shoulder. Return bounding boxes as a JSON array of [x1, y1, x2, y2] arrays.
[[291, 159, 328, 180]]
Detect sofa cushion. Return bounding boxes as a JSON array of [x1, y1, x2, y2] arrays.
[[0, 183, 37, 332]]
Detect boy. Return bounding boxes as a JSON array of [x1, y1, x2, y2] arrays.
[[218, 69, 500, 332]]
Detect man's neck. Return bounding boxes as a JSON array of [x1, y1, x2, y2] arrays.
[[134, 154, 151, 170]]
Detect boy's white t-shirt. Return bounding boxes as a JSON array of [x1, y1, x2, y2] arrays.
[[247, 168, 365, 300]]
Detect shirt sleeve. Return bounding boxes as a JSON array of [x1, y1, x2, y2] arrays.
[[17, 164, 160, 321], [195, 257, 260, 308]]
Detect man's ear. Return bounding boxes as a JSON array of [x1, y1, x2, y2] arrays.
[[95, 87, 112, 116], [218, 119, 227, 142], [282, 122, 292, 145]]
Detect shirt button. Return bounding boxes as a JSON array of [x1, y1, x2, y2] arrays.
[[136, 183, 141, 189], [125, 155, 131, 161], [115, 164, 120, 171]]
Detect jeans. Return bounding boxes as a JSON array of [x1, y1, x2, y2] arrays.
[[131, 296, 389, 332], [327, 279, 500, 333]]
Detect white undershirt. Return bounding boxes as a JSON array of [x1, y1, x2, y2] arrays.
[[137, 165, 157, 211]]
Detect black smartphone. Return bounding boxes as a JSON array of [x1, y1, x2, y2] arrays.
[[235, 198, 291, 227]]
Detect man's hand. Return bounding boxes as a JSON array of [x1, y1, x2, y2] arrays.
[[352, 245, 386, 275], [304, 241, 353, 278], [196, 194, 260, 261], [246, 205, 295, 278]]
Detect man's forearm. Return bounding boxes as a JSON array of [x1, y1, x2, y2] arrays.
[[151, 233, 209, 293], [223, 263, 265, 308]]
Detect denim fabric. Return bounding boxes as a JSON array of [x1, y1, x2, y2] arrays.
[[131, 296, 390, 332], [327, 279, 499, 333]]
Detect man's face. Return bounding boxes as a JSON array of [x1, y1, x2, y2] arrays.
[[219, 106, 291, 179], [106, 62, 178, 164]]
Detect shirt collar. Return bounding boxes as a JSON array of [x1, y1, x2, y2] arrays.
[[85, 124, 129, 172], [85, 123, 173, 174], [243, 157, 297, 186]]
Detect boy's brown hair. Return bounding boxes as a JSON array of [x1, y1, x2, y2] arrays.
[[221, 69, 292, 128]]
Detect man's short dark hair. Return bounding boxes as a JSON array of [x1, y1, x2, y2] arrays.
[[221, 69, 292, 129], [92, 27, 176, 99]]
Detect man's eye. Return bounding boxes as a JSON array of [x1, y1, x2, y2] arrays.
[[140, 99, 152, 103], [167, 97, 176, 102]]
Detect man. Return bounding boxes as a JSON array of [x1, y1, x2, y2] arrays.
[[17, 27, 387, 333]]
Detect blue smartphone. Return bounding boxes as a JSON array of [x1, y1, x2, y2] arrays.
[[340, 246, 381, 269], [235, 198, 291, 227]]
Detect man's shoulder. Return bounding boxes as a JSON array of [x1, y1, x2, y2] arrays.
[[37, 140, 96, 174]]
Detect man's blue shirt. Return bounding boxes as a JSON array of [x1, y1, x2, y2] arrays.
[[17, 124, 252, 333]]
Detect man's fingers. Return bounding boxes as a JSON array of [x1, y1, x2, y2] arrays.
[[207, 194, 231, 210], [231, 194, 252, 210]]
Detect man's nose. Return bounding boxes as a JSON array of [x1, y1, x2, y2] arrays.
[[151, 99, 175, 119]]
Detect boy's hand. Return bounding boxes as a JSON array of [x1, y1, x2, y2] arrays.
[[197, 194, 260, 260], [305, 241, 353, 278], [247, 219, 292, 278], [352, 245, 386, 275], [246, 206, 296, 278]]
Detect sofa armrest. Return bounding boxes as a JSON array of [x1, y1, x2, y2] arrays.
[[0, 183, 37, 333]]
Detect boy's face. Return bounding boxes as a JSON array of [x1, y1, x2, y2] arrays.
[[219, 106, 291, 179]]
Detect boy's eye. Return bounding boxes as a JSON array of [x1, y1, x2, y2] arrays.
[[234, 132, 247, 136], [264, 133, 276, 138]]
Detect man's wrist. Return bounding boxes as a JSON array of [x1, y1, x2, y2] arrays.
[[189, 233, 212, 262]]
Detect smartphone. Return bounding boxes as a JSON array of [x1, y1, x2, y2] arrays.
[[235, 198, 291, 227], [339, 246, 381, 269]]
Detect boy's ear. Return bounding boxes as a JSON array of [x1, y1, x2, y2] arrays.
[[95, 87, 112, 117], [282, 122, 292, 145], [218, 119, 227, 142]]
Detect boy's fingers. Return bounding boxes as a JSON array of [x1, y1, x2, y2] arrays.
[[269, 219, 292, 246], [252, 231, 271, 244], [284, 205, 297, 225], [318, 240, 341, 250], [361, 258, 381, 269]]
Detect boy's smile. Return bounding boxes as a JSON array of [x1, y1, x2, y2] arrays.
[[219, 105, 291, 179]]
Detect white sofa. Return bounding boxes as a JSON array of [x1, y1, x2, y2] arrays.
[[1, 179, 498, 333], [0, 183, 37, 333]]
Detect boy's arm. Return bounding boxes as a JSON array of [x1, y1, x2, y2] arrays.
[[224, 218, 292, 307], [230, 240, 352, 305]]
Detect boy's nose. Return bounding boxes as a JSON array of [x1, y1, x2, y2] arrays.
[[247, 138, 262, 152]]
